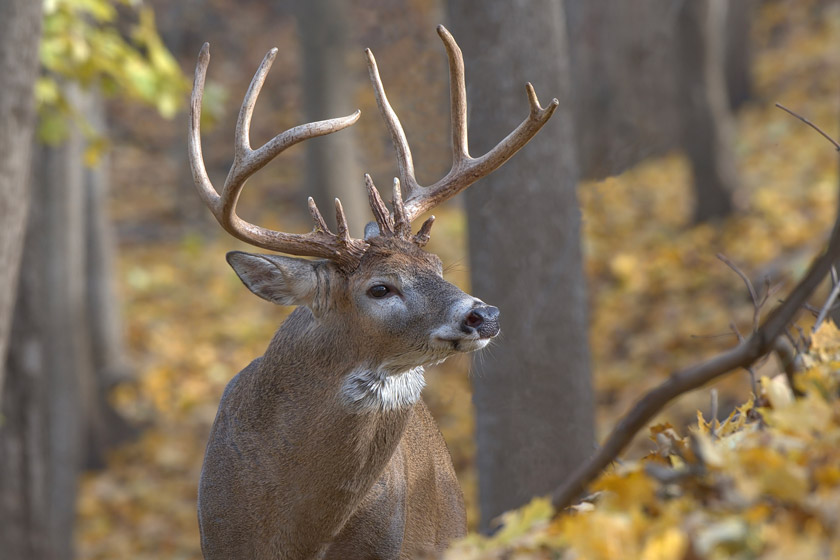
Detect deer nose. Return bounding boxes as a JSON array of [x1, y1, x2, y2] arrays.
[[462, 305, 500, 338]]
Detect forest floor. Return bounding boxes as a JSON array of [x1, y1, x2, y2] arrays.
[[76, 3, 839, 558]]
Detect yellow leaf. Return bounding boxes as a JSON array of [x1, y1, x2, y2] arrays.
[[761, 375, 794, 409], [491, 497, 553, 545], [641, 528, 688, 560], [811, 320, 840, 353]]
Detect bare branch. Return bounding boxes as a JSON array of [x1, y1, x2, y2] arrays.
[[775, 103, 840, 151], [813, 275, 840, 331], [550, 210, 840, 514], [773, 336, 803, 396], [709, 389, 719, 438], [717, 253, 772, 332]]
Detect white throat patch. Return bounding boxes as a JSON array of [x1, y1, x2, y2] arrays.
[[340, 366, 426, 413]]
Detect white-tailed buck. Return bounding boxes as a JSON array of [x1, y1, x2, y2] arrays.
[[189, 25, 557, 559]]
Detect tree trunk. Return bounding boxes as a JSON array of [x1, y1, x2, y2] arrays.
[[0, 0, 42, 400], [725, 0, 755, 111], [446, 0, 595, 531], [294, 0, 367, 236], [1, 83, 134, 558], [1, 103, 89, 560], [80, 87, 137, 469], [677, 0, 741, 223], [564, 0, 680, 180]]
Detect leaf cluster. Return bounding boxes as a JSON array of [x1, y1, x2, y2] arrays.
[[37, 0, 189, 162], [447, 322, 840, 559]]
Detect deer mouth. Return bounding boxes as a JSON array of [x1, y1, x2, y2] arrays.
[[432, 334, 493, 353]]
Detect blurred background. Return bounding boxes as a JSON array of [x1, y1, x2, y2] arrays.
[[1, 0, 839, 558]]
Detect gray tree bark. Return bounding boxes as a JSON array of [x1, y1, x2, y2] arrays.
[[446, 0, 595, 531], [1, 102, 89, 560], [0, 0, 42, 401], [1, 83, 134, 558], [677, 0, 741, 223], [294, 0, 367, 236], [725, 0, 755, 110], [80, 88, 137, 469], [564, 0, 680, 180]]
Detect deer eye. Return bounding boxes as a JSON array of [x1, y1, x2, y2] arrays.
[[367, 284, 391, 299]]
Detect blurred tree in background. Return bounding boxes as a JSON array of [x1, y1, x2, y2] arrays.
[[0, 0, 44, 554], [0, 0, 42, 403], [293, 0, 368, 236], [566, 0, 754, 222], [1, 1, 187, 557], [447, 0, 594, 531]]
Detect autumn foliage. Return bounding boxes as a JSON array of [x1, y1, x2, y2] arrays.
[[447, 322, 840, 558], [75, 1, 839, 558]]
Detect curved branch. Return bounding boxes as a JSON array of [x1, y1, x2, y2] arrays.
[[551, 115, 840, 513]]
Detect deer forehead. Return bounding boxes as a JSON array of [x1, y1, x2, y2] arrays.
[[351, 238, 444, 284]]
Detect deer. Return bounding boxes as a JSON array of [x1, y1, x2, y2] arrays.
[[188, 25, 558, 560]]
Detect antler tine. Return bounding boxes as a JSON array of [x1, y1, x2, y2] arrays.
[[437, 25, 469, 164], [412, 216, 435, 247], [307, 197, 331, 234], [391, 178, 411, 237], [365, 48, 419, 199], [365, 26, 559, 226], [189, 43, 222, 214], [364, 174, 394, 236], [334, 198, 351, 245], [188, 44, 366, 270]]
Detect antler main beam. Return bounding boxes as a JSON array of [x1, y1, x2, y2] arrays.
[[365, 25, 559, 224], [188, 43, 366, 269]]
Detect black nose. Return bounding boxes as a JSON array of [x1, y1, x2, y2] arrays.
[[462, 305, 500, 338]]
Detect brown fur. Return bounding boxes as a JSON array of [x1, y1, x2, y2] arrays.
[[199, 239, 478, 559]]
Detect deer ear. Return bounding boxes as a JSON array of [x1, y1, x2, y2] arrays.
[[226, 251, 318, 307]]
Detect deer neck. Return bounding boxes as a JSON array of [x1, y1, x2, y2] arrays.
[[238, 306, 421, 537]]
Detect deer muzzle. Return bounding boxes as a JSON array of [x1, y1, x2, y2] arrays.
[[462, 305, 500, 339]]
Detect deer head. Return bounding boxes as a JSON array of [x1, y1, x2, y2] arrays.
[[188, 25, 557, 410]]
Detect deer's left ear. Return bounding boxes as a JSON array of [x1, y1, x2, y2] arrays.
[[226, 251, 318, 308]]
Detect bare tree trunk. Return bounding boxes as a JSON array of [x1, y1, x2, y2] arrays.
[[447, 0, 594, 531], [1, 101, 89, 560], [564, 0, 679, 180], [1, 83, 134, 558], [294, 0, 367, 236], [677, 0, 741, 223], [0, 0, 42, 400], [80, 88, 137, 469], [725, 0, 755, 111]]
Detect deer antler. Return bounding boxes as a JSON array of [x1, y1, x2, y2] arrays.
[[188, 43, 367, 269], [365, 25, 559, 225]]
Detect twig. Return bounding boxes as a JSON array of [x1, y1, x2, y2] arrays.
[[784, 327, 800, 353], [775, 103, 840, 151], [690, 332, 739, 340], [731, 320, 759, 394], [795, 324, 809, 349], [717, 253, 767, 331], [813, 274, 840, 331], [717, 253, 759, 310], [773, 336, 803, 396], [549, 108, 840, 515], [550, 207, 840, 514], [709, 388, 719, 438]]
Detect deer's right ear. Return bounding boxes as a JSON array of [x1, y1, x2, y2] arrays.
[[226, 251, 318, 307]]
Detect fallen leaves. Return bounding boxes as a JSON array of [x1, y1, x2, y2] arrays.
[[447, 323, 840, 559]]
